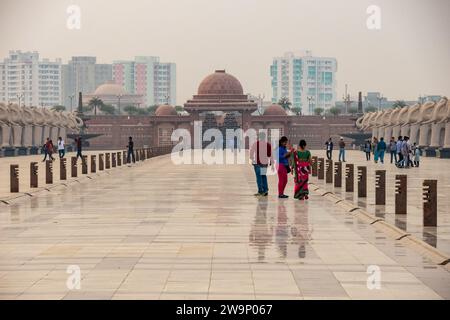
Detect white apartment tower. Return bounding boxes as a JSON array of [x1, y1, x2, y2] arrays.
[[270, 51, 337, 115], [113, 56, 176, 106], [0, 50, 62, 107]]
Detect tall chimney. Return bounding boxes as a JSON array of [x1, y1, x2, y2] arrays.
[[78, 92, 83, 113], [358, 92, 363, 113]]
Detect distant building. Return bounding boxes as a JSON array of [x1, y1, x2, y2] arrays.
[[270, 51, 337, 115], [82, 81, 143, 112], [113, 56, 176, 107], [61, 56, 112, 110], [0, 50, 61, 107], [419, 95, 442, 103]]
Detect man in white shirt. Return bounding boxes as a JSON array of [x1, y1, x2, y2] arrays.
[[57, 136, 65, 159]]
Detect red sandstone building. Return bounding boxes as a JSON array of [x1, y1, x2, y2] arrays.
[[84, 70, 358, 150]]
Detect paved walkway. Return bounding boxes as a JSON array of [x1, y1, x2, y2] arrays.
[[0, 151, 449, 299], [311, 150, 450, 257]]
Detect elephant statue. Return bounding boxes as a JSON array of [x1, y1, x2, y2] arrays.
[[21, 106, 35, 147], [31, 107, 47, 147], [392, 107, 408, 138], [417, 101, 436, 147], [378, 109, 394, 140], [441, 100, 450, 149], [0, 102, 12, 147], [386, 107, 401, 140], [400, 103, 420, 142], [427, 97, 448, 148], [41, 107, 53, 145], [8, 103, 25, 147]]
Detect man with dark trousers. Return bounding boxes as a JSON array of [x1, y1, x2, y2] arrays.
[[127, 136, 136, 164], [325, 138, 333, 160]]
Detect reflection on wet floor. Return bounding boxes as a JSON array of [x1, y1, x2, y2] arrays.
[[249, 197, 313, 262]]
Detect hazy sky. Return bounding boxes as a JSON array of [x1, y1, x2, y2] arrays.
[[1, 0, 449, 105]]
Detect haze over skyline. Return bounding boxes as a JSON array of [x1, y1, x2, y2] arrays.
[[1, 0, 449, 105]]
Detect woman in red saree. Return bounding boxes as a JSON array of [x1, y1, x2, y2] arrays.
[[291, 139, 311, 200]]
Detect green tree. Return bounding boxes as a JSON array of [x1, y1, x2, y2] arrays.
[[82, 104, 93, 113], [392, 100, 407, 108], [99, 104, 116, 115], [348, 106, 358, 115], [328, 107, 341, 116], [52, 105, 66, 112], [88, 97, 104, 116], [137, 108, 149, 115], [124, 105, 139, 115], [314, 107, 324, 116], [291, 107, 301, 115], [365, 106, 377, 113], [175, 105, 184, 114], [278, 97, 292, 110], [147, 105, 158, 115]]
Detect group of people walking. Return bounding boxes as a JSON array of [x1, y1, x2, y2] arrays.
[[363, 136, 420, 168], [42, 137, 66, 162], [325, 137, 347, 162], [250, 133, 311, 201]]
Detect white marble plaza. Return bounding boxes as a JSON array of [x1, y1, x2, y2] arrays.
[[0, 150, 449, 300]]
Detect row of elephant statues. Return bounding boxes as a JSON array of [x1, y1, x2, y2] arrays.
[[356, 97, 450, 149], [0, 103, 83, 148]]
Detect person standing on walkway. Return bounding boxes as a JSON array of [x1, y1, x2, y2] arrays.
[[75, 136, 83, 161], [250, 132, 273, 197], [377, 137, 387, 164], [291, 139, 311, 200], [413, 143, 421, 167], [389, 137, 397, 164], [277, 136, 292, 199], [325, 138, 333, 160], [127, 136, 136, 164], [42, 137, 50, 162], [401, 136, 410, 168], [364, 139, 372, 161], [57, 137, 65, 159], [396, 136, 404, 167], [372, 137, 379, 163], [338, 137, 346, 162]]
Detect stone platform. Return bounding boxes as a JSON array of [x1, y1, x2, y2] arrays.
[[0, 151, 449, 300]]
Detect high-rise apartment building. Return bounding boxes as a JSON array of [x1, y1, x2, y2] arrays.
[[0, 50, 61, 107], [270, 51, 337, 115], [113, 56, 176, 106], [61, 56, 112, 109]]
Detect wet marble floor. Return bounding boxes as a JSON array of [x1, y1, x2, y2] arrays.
[[311, 150, 450, 257], [0, 151, 449, 299]]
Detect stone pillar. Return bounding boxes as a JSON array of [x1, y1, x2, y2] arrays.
[[429, 122, 445, 148], [443, 122, 450, 148], [33, 126, 44, 147], [418, 123, 431, 147], [392, 125, 401, 139], [409, 123, 421, 145], [395, 175, 407, 215], [22, 126, 33, 147], [12, 125, 23, 147], [30, 162, 38, 188], [372, 128, 378, 139], [384, 126, 393, 141], [375, 170, 386, 205], [42, 126, 51, 144], [423, 180, 437, 227], [10, 164, 19, 193], [0, 125, 11, 147], [400, 125, 410, 138]]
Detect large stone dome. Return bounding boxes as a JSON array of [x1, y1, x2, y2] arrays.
[[197, 70, 243, 95], [263, 104, 287, 116], [94, 81, 128, 96], [155, 104, 177, 116]]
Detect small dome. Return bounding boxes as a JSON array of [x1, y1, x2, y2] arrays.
[[263, 104, 287, 116], [197, 70, 243, 95], [94, 81, 128, 96], [155, 104, 177, 116]]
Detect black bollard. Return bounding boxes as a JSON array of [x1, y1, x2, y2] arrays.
[[395, 175, 407, 215], [375, 170, 386, 205], [423, 180, 437, 227], [10, 164, 19, 193], [345, 163, 354, 192], [30, 162, 38, 188], [357, 166, 367, 198]]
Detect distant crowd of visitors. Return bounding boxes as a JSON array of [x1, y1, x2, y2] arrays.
[[363, 136, 420, 168]]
